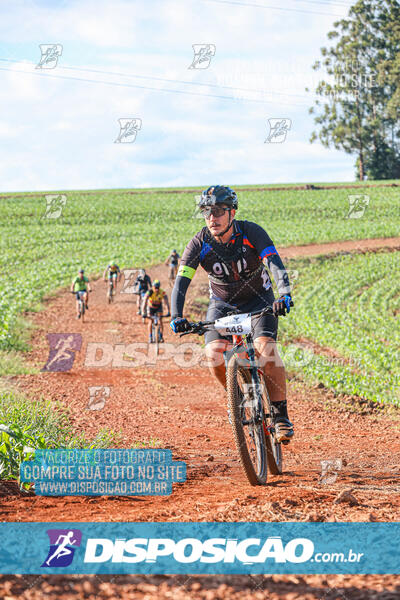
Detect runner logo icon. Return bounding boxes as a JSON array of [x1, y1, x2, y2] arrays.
[[188, 44, 216, 69], [41, 333, 82, 372], [36, 44, 63, 69], [42, 529, 82, 567], [265, 118, 292, 143]]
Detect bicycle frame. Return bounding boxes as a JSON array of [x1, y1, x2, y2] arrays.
[[149, 313, 162, 336], [76, 291, 86, 319], [223, 332, 266, 425]]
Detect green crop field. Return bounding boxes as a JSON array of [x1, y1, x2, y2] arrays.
[[0, 184, 399, 409], [278, 250, 400, 406], [1, 184, 399, 353]]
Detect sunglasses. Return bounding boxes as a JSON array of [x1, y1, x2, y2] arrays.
[[200, 206, 230, 218]]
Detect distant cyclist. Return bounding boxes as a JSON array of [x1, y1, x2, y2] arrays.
[[134, 269, 152, 315], [70, 268, 92, 319], [169, 185, 294, 443], [165, 249, 180, 283], [142, 279, 170, 343], [103, 260, 121, 299]]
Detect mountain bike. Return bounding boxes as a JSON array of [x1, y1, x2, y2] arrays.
[[180, 306, 283, 485], [72, 291, 87, 322], [168, 264, 178, 287], [139, 292, 147, 323], [146, 312, 170, 356], [107, 277, 116, 303]]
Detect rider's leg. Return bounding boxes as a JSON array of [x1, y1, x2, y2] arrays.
[[83, 291, 88, 308], [148, 316, 153, 341], [159, 313, 164, 337], [204, 339, 231, 389], [254, 335, 294, 442], [253, 336, 286, 402], [76, 298, 80, 317]]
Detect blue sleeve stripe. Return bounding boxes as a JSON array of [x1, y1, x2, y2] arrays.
[[260, 245, 278, 259], [200, 242, 212, 261]]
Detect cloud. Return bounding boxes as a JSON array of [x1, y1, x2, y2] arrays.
[[0, 0, 354, 191]]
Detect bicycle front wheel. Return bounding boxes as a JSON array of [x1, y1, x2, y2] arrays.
[[226, 354, 268, 485]]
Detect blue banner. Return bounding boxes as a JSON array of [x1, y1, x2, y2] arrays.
[[19, 449, 186, 496], [0, 522, 399, 574]]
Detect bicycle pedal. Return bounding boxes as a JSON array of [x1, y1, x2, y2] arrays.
[[281, 439, 290, 445]]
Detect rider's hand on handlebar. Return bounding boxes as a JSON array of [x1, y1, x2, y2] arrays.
[[273, 294, 293, 317], [170, 317, 191, 333]]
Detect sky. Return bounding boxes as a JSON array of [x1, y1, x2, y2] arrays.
[[0, 0, 357, 192]]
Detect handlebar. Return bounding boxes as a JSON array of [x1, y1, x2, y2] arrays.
[[179, 305, 275, 337]]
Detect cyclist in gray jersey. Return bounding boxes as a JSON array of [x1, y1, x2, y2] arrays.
[[170, 186, 294, 443]]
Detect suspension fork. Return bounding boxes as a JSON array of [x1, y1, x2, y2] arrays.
[[246, 337, 264, 423], [223, 335, 264, 423]]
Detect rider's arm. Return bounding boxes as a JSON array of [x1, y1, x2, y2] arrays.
[[118, 267, 122, 281], [70, 279, 75, 292], [171, 236, 201, 318], [103, 268, 108, 281], [246, 221, 291, 296]]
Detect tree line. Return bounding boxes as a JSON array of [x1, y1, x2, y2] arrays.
[[309, 0, 400, 180]]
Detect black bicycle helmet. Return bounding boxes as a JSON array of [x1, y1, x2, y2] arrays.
[[198, 185, 238, 209]]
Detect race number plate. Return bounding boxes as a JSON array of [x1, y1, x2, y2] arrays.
[[213, 313, 252, 336]]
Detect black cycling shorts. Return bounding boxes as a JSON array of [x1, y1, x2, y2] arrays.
[[149, 305, 163, 317], [204, 288, 277, 346]]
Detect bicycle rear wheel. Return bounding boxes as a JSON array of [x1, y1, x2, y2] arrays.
[[257, 373, 282, 474], [226, 354, 268, 485], [154, 321, 159, 356], [264, 410, 282, 475]]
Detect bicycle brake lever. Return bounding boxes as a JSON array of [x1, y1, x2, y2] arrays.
[[179, 330, 192, 337], [179, 324, 206, 337]]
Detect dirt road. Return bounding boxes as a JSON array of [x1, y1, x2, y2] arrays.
[[1, 238, 399, 598]]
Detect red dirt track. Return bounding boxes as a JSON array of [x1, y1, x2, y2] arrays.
[[1, 237, 400, 598]]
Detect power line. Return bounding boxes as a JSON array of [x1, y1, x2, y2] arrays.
[[201, 0, 345, 17], [0, 65, 312, 106], [2, 58, 314, 101], [62, 64, 312, 100], [295, 0, 353, 7], [0, 58, 315, 103]]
